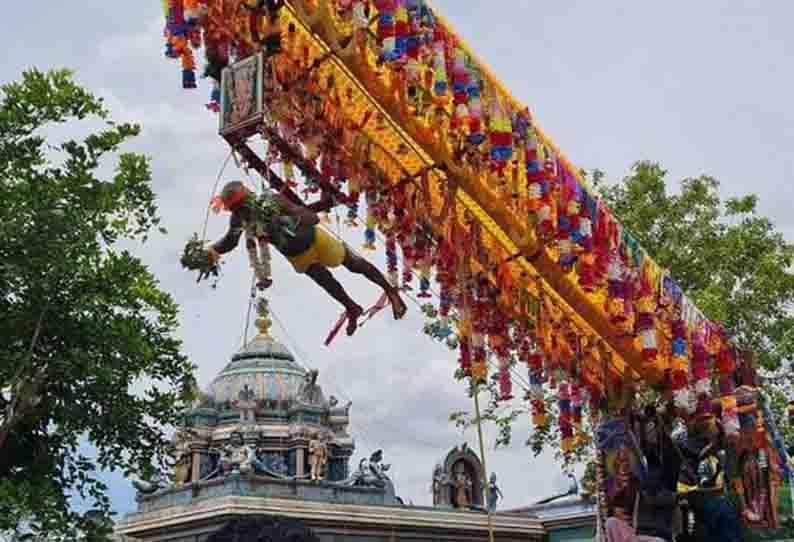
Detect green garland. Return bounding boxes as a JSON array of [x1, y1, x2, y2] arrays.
[[247, 192, 297, 247], [249, 191, 283, 225]]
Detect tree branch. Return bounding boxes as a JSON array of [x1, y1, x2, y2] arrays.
[[0, 297, 51, 450]]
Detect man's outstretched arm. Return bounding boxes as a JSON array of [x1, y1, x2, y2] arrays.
[[211, 211, 244, 255]]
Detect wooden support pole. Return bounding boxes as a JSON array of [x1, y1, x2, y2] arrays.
[[473, 385, 496, 542]]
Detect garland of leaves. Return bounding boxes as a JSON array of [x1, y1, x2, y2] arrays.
[[249, 191, 286, 230], [247, 190, 299, 250]]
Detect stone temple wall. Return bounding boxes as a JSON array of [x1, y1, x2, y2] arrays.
[[135, 473, 394, 515]]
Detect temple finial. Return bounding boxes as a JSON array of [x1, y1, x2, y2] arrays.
[[255, 297, 272, 338]]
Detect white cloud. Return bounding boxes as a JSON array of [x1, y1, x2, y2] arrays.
[[97, 89, 218, 140], [98, 18, 165, 64]]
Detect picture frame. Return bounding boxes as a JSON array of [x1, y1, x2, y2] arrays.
[[219, 52, 264, 135]]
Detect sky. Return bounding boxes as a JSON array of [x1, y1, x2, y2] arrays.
[[3, 0, 794, 518]]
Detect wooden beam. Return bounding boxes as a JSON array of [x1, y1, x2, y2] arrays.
[[224, 136, 345, 214]]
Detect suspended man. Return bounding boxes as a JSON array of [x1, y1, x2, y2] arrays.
[[207, 181, 407, 336]]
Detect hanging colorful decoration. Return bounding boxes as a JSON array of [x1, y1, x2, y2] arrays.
[[457, 309, 473, 376], [466, 66, 484, 145], [690, 332, 712, 416], [498, 354, 512, 401], [670, 317, 692, 412], [363, 188, 378, 250], [450, 45, 470, 130], [488, 94, 513, 176], [163, 0, 200, 89], [528, 347, 546, 426], [559, 380, 574, 454], [430, 27, 448, 100], [636, 271, 658, 363], [385, 229, 399, 287], [717, 347, 740, 441], [393, 0, 409, 63], [606, 250, 628, 326], [375, 0, 397, 62], [576, 204, 596, 292], [571, 380, 583, 440]]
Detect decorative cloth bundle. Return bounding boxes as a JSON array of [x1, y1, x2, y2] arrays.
[[559, 381, 574, 453], [736, 386, 758, 446], [720, 375, 740, 441], [528, 350, 546, 426]]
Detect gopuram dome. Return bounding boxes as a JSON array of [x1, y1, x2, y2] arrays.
[[206, 332, 321, 415], [130, 318, 399, 514]]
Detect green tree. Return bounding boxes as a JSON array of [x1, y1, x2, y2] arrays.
[[429, 161, 794, 470], [0, 69, 194, 540]]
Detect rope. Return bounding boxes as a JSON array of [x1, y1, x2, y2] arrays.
[[201, 149, 234, 242], [241, 272, 257, 348]]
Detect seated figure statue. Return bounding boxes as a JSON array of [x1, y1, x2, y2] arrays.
[[345, 450, 391, 488]]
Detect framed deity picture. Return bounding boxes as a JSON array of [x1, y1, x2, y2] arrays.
[[219, 53, 264, 135]]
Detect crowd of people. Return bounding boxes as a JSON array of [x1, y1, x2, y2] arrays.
[[602, 405, 754, 542]]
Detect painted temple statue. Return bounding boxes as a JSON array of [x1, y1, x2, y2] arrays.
[[432, 443, 487, 510]]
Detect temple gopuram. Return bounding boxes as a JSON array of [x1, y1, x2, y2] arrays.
[[115, 319, 546, 541]]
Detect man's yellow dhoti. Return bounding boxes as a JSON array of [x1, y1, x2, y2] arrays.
[[286, 227, 347, 273]]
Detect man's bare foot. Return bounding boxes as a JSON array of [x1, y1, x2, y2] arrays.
[[346, 305, 364, 336], [388, 290, 407, 320]]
